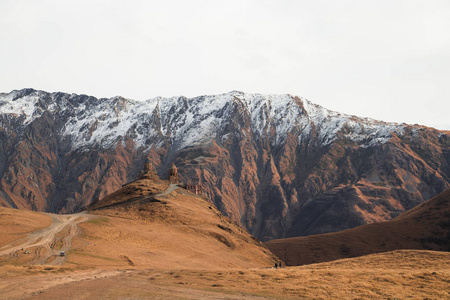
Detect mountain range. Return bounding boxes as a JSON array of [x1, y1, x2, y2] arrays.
[[0, 88, 449, 240]]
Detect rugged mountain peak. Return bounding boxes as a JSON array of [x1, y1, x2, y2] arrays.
[[0, 88, 448, 241], [0, 89, 405, 151]]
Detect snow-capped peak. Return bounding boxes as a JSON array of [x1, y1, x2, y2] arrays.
[[0, 89, 405, 150]]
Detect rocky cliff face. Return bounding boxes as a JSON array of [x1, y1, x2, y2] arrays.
[[0, 88, 449, 240]]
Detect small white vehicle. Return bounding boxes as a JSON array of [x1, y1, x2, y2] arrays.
[[60, 251, 65, 257]]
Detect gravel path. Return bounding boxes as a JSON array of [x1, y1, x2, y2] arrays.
[[0, 212, 91, 265]]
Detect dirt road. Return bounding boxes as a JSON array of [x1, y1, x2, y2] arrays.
[[0, 212, 90, 265], [159, 183, 179, 196], [0, 183, 180, 265]]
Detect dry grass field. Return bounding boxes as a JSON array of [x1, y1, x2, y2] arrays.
[[1, 175, 449, 299], [0, 207, 51, 248], [0, 250, 448, 299]]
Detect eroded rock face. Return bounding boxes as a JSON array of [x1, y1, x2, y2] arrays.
[[0, 89, 449, 240]]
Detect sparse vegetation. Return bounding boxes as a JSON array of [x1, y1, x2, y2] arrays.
[[86, 217, 109, 224], [3, 250, 447, 299]]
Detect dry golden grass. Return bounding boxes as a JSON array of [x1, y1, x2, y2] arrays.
[[1, 250, 448, 299], [1, 179, 449, 299], [140, 250, 450, 299], [1, 177, 278, 271], [70, 179, 277, 270], [88, 174, 167, 210], [0, 207, 51, 247]]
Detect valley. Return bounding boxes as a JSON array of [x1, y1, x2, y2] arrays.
[[266, 188, 450, 266], [1, 170, 449, 298]]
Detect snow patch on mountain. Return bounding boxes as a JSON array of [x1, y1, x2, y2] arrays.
[[63, 96, 158, 149], [301, 97, 404, 146], [0, 91, 40, 124], [0, 89, 405, 150]]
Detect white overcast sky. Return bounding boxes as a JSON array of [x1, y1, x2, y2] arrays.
[[1, 0, 449, 130]]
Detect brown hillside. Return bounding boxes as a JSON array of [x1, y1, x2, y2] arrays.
[[265, 188, 450, 266], [1, 193, 449, 298], [0, 174, 278, 270], [77, 171, 278, 269]]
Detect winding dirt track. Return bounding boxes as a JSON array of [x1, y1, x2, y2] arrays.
[[0, 212, 91, 265], [0, 185, 179, 266], [0, 185, 180, 266]]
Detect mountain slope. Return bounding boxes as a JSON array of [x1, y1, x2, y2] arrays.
[[265, 188, 450, 266], [0, 88, 449, 240], [79, 167, 278, 269], [0, 170, 278, 269]]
